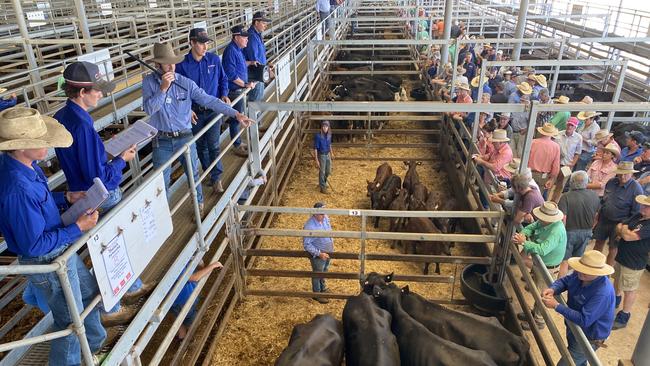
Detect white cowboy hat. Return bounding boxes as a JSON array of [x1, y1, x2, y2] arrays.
[[536, 123, 559, 137], [516, 82, 533, 95], [151, 42, 184, 65], [532, 201, 564, 223], [455, 82, 471, 91], [635, 195, 650, 206], [614, 161, 638, 175], [491, 129, 510, 142], [602, 143, 620, 157], [567, 250, 614, 276], [580, 96, 593, 104], [0, 107, 72, 150], [504, 158, 521, 174], [534, 74, 548, 88], [577, 111, 602, 120]]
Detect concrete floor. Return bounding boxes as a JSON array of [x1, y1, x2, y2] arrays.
[[514, 242, 649, 365]]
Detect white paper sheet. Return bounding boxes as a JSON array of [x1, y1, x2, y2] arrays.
[[140, 204, 157, 244], [101, 233, 134, 296], [104, 120, 158, 157], [61, 178, 109, 226]]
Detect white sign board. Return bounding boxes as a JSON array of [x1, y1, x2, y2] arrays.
[[99, 3, 113, 16], [88, 173, 173, 310], [148, 0, 158, 8], [77, 48, 114, 81], [193, 21, 207, 29], [277, 53, 291, 95], [26, 11, 46, 27], [245, 8, 253, 24], [274, 0, 280, 13]]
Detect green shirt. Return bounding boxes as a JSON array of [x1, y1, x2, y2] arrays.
[[549, 111, 570, 131], [521, 220, 566, 267]]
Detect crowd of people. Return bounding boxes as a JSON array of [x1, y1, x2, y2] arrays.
[[0, 11, 274, 365]]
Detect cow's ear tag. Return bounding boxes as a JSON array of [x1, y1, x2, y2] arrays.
[[402, 285, 410, 294], [386, 272, 394, 282], [372, 285, 382, 298]]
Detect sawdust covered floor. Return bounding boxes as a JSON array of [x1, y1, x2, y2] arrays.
[[212, 117, 481, 365]]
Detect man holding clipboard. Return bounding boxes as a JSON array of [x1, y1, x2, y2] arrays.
[[54, 61, 153, 323]]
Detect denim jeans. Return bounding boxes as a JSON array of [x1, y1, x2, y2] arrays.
[[319, 11, 330, 34], [574, 150, 593, 172], [98, 187, 122, 214], [248, 81, 264, 102], [152, 134, 204, 204], [228, 90, 245, 147], [564, 229, 593, 260], [20, 246, 106, 365], [557, 330, 600, 366], [191, 109, 224, 183], [318, 153, 332, 189], [170, 298, 198, 327], [309, 256, 331, 292]]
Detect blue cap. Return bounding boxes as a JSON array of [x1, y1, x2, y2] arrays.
[[231, 25, 249, 37], [252, 11, 271, 22], [63, 61, 115, 94], [313, 202, 326, 208]]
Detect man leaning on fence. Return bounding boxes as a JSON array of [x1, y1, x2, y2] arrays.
[[0, 107, 105, 365], [303, 202, 334, 304]]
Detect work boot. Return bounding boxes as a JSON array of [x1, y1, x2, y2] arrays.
[[320, 186, 329, 194], [121, 283, 156, 305], [233, 145, 248, 157], [213, 180, 225, 193], [517, 311, 545, 330], [312, 295, 330, 304], [101, 306, 137, 327], [612, 310, 631, 330]]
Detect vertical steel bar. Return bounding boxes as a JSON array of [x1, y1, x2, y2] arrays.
[[512, 0, 530, 60], [183, 148, 207, 245], [73, 0, 94, 52], [438, 0, 453, 75], [605, 60, 627, 130], [360, 215, 367, 279], [550, 39, 565, 97]]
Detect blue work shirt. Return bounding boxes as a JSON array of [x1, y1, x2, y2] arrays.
[[314, 133, 332, 154], [550, 273, 615, 341], [303, 215, 334, 258], [619, 147, 644, 162], [173, 280, 197, 307], [507, 92, 521, 104], [176, 52, 229, 99], [600, 177, 643, 222], [54, 100, 126, 191], [0, 154, 82, 258], [0, 97, 17, 111], [223, 41, 249, 92], [244, 26, 267, 65], [503, 80, 517, 97], [142, 72, 238, 132], [316, 0, 331, 12]]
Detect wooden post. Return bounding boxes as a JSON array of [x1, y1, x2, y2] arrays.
[[549, 166, 572, 203]]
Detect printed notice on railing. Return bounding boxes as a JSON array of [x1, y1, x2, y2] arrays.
[[101, 233, 134, 296]]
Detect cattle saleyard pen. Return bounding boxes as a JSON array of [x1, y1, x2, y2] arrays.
[[0, 0, 649, 365]]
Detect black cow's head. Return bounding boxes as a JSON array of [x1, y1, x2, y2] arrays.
[[361, 272, 394, 294]]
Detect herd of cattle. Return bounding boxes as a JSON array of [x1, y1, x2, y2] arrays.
[[366, 161, 460, 275], [275, 272, 529, 366]]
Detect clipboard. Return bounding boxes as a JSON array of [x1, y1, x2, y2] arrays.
[[104, 120, 158, 157], [61, 178, 109, 226]]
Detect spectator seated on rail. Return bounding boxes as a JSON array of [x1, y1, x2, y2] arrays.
[[587, 143, 619, 198], [620, 130, 646, 163], [573, 111, 601, 172], [557, 171, 600, 278], [593, 161, 643, 267], [0, 88, 17, 111], [172, 260, 223, 340], [416, 24, 430, 53], [554, 117, 582, 172], [496, 112, 513, 145], [490, 165, 544, 228], [611, 194, 650, 330], [528, 123, 561, 198], [448, 82, 472, 123], [548, 95, 571, 130], [593, 129, 620, 163], [541, 250, 615, 366], [472, 128, 513, 185], [0, 107, 105, 365], [513, 201, 567, 330], [633, 142, 650, 195]]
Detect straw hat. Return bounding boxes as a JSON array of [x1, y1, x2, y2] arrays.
[[553, 95, 570, 104], [602, 143, 620, 157], [635, 195, 650, 206], [580, 96, 593, 104], [470, 75, 487, 88], [567, 250, 614, 276], [614, 161, 638, 175], [0, 88, 6, 94], [537, 123, 559, 137], [595, 129, 613, 141], [577, 111, 602, 120], [456, 65, 467, 75], [504, 158, 521, 174], [491, 129, 510, 142], [0, 107, 72, 150], [455, 82, 471, 91], [534, 74, 548, 88], [151, 42, 184, 64], [532, 201, 564, 223], [516, 82, 533, 95]]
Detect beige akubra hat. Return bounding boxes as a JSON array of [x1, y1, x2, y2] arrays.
[[151, 42, 184, 65], [532, 201, 564, 223], [595, 129, 613, 141], [580, 96, 593, 104], [504, 158, 521, 174], [491, 129, 510, 142], [536, 123, 559, 137], [614, 161, 638, 175], [602, 143, 620, 157], [577, 111, 602, 120], [567, 250, 614, 276], [0, 107, 72, 150], [635, 195, 650, 206], [516, 82, 533, 95], [534, 74, 548, 88], [553, 95, 570, 104], [455, 81, 471, 91]]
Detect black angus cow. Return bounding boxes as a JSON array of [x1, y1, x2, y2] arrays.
[[361, 272, 394, 294], [388, 189, 410, 249], [372, 284, 498, 366], [367, 162, 393, 197], [342, 293, 400, 366], [275, 314, 344, 366], [402, 160, 422, 195], [402, 217, 452, 274], [407, 182, 429, 211], [400, 286, 530, 366], [370, 174, 401, 228]]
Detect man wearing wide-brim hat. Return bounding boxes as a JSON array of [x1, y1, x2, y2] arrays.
[[574, 110, 602, 172], [633, 141, 650, 181], [587, 142, 620, 198], [529, 123, 561, 196], [142, 42, 254, 213], [610, 194, 650, 329], [472, 129, 513, 184], [593, 161, 643, 267], [449, 81, 472, 122], [0, 107, 106, 365], [541, 250, 615, 366], [593, 128, 620, 162], [554, 117, 582, 169], [513, 201, 567, 330]]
